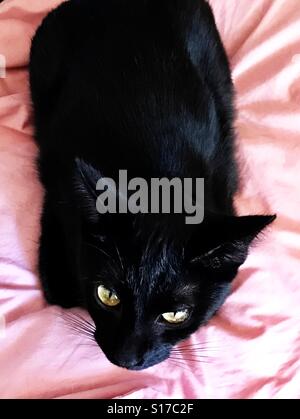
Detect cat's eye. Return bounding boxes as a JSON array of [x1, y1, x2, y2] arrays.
[[161, 310, 189, 325], [97, 285, 120, 307]]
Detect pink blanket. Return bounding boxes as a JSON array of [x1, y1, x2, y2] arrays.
[[0, 0, 300, 399]]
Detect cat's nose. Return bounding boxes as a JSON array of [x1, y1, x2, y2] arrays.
[[112, 352, 143, 369], [109, 333, 149, 369]]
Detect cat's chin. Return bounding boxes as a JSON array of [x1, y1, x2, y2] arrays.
[[115, 359, 169, 371], [108, 357, 170, 371], [119, 363, 156, 371]]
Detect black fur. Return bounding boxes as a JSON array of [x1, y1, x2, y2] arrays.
[[29, 0, 275, 370]]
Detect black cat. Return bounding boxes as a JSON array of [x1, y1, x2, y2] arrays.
[[29, 0, 275, 370]]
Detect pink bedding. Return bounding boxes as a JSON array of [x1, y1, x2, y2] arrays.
[[0, 0, 300, 399]]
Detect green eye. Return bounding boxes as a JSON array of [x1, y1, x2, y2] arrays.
[[97, 285, 120, 307], [161, 310, 189, 324]]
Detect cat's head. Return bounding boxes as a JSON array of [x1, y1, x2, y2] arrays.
[[73, 159, 275, 370]]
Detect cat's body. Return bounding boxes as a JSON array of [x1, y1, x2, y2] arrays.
[[30, 0, 274, 370]]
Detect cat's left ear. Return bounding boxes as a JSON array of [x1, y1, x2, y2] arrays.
[[186, 215, 276, 274]]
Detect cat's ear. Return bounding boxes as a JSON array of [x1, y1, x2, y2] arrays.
[[165, 0, 218, 66], [186, 215, 276, 274], [74, 158, 103, 224]]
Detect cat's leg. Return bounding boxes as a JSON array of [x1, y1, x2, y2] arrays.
[[39, 196, 80, 309]]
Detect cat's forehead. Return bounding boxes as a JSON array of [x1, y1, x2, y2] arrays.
[[123, 266, 198, 316], [124, 254, 188, 299]]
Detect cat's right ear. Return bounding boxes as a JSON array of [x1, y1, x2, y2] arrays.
[[74, 158, 103, 225], [74, 158, 132, 232], [164, 0, 217, 67]]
